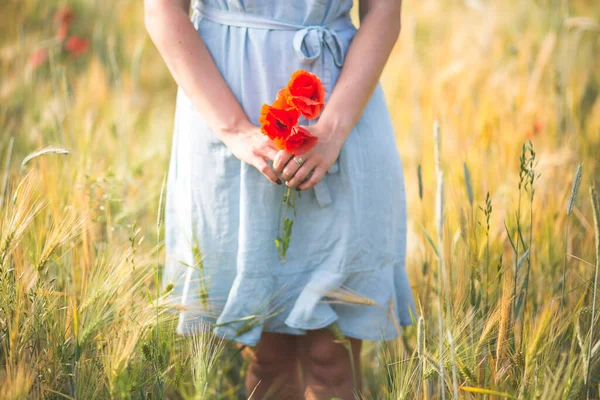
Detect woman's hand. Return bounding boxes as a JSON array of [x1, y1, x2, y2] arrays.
[[272, 122, 345, 190], [222, 124, 282, 185]]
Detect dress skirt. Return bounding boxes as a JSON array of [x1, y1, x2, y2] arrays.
[[161, 0, 417, 346]]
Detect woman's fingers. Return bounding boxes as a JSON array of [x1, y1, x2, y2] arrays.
[[280, 156, 304, 182], [273, 150, 294, 174], [286, 159, 318, 188], [297, 165, 326, 190], [260, 145, 278, 162], [253, 157, 281, 185]]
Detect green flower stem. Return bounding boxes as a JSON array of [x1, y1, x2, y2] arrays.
[[275, 185, 297, 263]]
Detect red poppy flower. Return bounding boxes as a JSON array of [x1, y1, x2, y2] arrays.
[[54, 6, 75, 39], [29, 49, 49, 69], [284, 70, 325, 120], [65, 36, 90, 56], [280, 125, 318, 155], [273, 88, 293, 110], [54, 6, 75, 27], [259, 104, 300, 142]]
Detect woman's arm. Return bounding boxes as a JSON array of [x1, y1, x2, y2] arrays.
[[319, 0, 402, 143], [144, 0, 281, 184], [276, 0, 402, 190]]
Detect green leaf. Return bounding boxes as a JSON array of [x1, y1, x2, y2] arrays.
[[504, 221, 517, 253], [147, 290, 154, 306], [419, 222, 439, 258]]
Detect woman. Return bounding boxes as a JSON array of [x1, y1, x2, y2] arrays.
[[145, 0, 416, 398]]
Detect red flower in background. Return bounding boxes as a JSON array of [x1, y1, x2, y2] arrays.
[[65, 36, 90, 56], [259, 104, 300, 144], [29, 49, 49, 69], [281, 126, 318, 155], [54, 6, 75, 26], [54, 6, 75, 39], [283, 70, 325, 120], [26, 5, 90, 72], [525, 119, 543, 139]]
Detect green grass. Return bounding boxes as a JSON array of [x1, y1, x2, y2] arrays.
[[1, 0, 600, 398]]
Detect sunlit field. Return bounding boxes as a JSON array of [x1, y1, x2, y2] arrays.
[[1, 0, 599, 398]]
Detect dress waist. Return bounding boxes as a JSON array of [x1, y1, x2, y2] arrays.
[[191, 2, 355, 67]]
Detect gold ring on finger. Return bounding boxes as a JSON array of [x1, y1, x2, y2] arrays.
[[294, 157, 304, 168]]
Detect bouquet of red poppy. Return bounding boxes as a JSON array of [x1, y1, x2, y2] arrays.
[[259, 70, 325, 263]]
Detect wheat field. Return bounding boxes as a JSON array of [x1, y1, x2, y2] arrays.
[[1, 0, 599, 398]]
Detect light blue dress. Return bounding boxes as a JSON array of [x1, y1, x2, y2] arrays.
[[161, 0, 417, 346]]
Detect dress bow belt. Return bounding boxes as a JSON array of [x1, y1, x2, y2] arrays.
[[191, 2, 352, 207], [192, 3, 353, 68], [293, 26, 345, 67]]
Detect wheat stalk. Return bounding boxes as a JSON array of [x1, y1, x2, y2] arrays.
[[0, 171, 46, 265], [433, 120, 447, 399], [190, 321, 226, 399], [585, 185, 600, 398], [20, 145, 69, 167], [520, 141, 537, 348], [417, 316, 426, 399], [152, 172, 167, 396], [563, 164, 583, 309], [496, 273, 512, 378], [0, 136, 14, 209], [36, 207, 85, 271], [447, 329, 459, 399]]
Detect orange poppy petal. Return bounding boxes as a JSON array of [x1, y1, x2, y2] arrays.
[[273, 137, 287, 151], [273, 88, 292, 109], [259, 103, 300, 141]]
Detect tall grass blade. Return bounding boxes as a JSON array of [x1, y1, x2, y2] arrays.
[[463, 162, 474, 206], [433, 120, 447, 400], [0, 136, 14, 209], [418, 163, 424, 201]]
